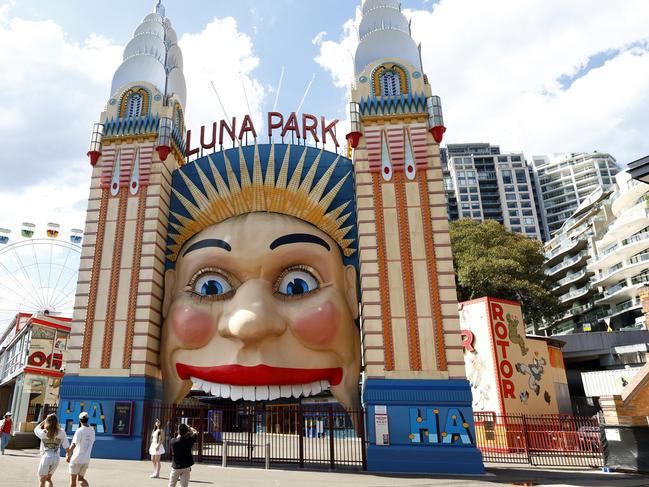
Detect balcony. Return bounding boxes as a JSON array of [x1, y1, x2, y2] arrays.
[[559, 284, 594, 305], [552, 269, 591, 294], [607, 298, 642, 318], [611, 179, 648, 217], [593, 252, 649, 287], [596, 279, 649, 306], [546, 251, 589, 279], [599, 204, 649, 247], [590, 232, 649, 272], [545, 238, 587, 266]]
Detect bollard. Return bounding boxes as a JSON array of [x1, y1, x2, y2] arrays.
[[222, 440, 228, 468], [265, 443, 271, 470]]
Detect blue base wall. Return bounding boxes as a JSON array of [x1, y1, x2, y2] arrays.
[[58, 376, 162, 460], [363, 378, 485, 475]]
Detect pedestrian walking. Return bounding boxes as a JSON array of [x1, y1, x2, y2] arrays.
[[149, 418, 165, 478], [34, 413, 70, 487], [66, 412, 96, 487], [0, 411, 12, 454], [168, 423, 197, 487]]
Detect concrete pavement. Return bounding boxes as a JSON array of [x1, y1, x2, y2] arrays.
[[1, 449, 648, 486]]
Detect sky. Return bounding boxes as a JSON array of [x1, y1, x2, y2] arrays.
[[0, 0, 648, 241]]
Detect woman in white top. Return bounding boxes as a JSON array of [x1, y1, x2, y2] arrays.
[[34, 413, 70, 487], [148, 418, 165, 478]]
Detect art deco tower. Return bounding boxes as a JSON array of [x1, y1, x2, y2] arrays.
[[349, 0, 484, 473], [60, 1, 186, 458]]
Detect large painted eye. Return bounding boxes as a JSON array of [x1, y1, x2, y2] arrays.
[[192, 273, 232, 298], [276, 268, 319, 297]]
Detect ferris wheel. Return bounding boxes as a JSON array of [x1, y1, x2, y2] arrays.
[[0, 223, 82, 329]]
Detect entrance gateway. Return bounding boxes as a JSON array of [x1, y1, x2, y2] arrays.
[[59, 0, 485, 474]]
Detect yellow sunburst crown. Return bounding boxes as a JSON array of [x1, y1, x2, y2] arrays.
[[167, 143, 357, 262]]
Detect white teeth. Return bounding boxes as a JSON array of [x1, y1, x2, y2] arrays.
[[230, 385, 243, 401], [280, 385, 292, 398], [243, 386, 255, 401], [256, 386, 269, 401], [311, 381, 322, 395], [189, 377, 331, 400]]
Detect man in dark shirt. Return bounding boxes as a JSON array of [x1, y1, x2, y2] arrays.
[[168, 423, 197, 487]]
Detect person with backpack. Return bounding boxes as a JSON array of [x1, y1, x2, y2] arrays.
[[34, 413, 70, 487], [0, 411, 12, 454]]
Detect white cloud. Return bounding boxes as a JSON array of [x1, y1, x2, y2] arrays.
[[0, 15, 121, 192], [314, 9, 361, 89], [180, 17, 265, 137], [312, 31, 327, 46], [315, 0, 649, 165], [0, 11, 265, 239]]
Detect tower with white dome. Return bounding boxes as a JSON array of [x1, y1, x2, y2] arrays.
[[349, 0, 485, 474], [59, 1, 187, 458]]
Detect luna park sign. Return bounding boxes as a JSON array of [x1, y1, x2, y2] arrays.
[[186, 112, 340, 157]]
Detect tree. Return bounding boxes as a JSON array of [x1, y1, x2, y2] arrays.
[[449, 219, 563, 328]]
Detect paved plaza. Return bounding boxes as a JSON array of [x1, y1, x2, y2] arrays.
[[1, 449, 648, 487]]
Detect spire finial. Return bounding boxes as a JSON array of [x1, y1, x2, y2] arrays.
[[155, 0, 165, 17]]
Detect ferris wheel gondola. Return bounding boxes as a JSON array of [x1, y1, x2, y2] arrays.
[[0, 224, 82, 330]]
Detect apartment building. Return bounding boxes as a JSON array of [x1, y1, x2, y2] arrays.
[[544, 169, 649, 335], [442, 143, 545, 240], [533, 152, 619, 237]]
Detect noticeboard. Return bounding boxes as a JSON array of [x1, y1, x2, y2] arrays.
[[112, 401, 134, 436]]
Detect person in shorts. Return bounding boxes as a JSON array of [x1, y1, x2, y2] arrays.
[[168, 423, 197, 487], [34, 413, 70, 487], [0, 411, 12, 454], [66, 412, 96, 487]]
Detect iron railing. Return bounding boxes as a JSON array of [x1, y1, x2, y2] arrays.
[[474, 412, 604, 467], [142, 402, 366, 471]]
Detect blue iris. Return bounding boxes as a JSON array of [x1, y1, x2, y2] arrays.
[[201, 279, 224, 295], [286, 278, 310, 296]]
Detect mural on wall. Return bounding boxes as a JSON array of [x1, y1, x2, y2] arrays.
[[161, 144, 361, 410], [460, 300, 498, 413], [506, 313, 528, 356], [488, 299, 561, 415], [515, 357, 547, 395]]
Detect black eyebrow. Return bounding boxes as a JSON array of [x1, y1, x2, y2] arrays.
[[182, 239, 232, 256], [270, 233, 330, 251]]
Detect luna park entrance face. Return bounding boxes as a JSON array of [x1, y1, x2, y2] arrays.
[[142, 402, 367, 470]]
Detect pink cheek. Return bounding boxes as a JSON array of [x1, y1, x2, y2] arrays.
[[293, 301, 339, 346], [171, 306, 216, 349]]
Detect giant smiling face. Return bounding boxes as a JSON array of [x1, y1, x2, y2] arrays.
[[161, 212, 360, 410]]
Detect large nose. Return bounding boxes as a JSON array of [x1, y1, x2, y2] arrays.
[[218, 279, 287, 346]]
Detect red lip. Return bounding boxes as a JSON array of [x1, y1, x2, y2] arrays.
[[176, 363, 343, 386]]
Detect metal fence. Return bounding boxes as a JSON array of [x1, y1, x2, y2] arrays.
[[25, 403, 58, 423], [143, 402, 366, 471], [474, 412, 604, 467]]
